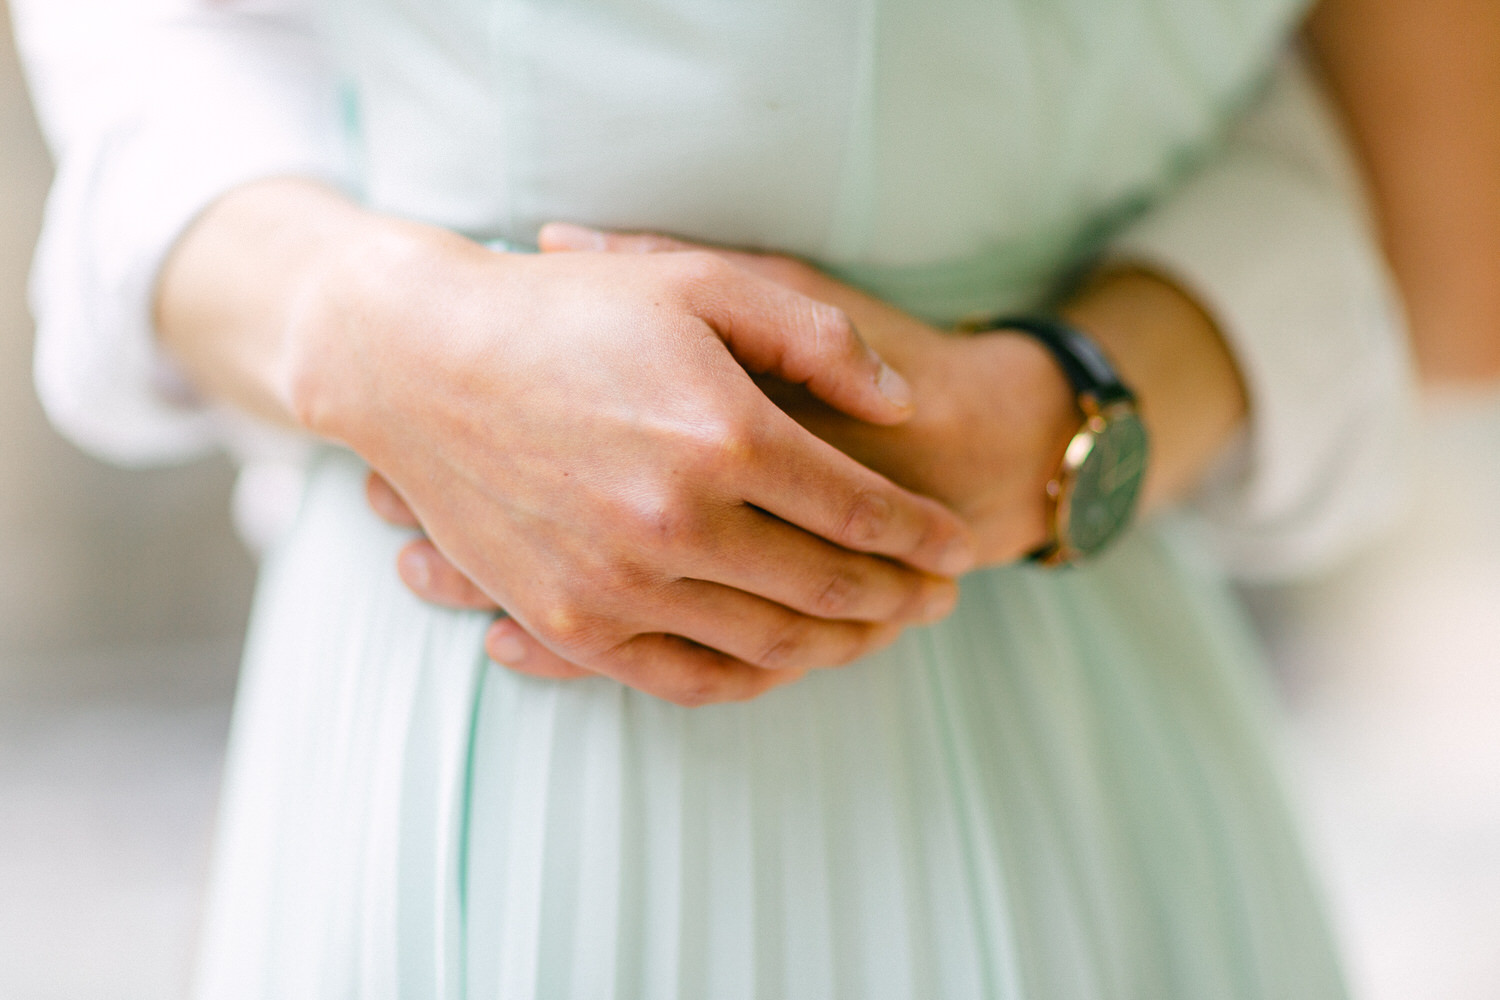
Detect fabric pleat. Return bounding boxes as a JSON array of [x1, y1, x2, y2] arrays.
[[195, 449, 1347, 999]]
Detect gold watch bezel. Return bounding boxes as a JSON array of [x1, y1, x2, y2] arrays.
[[1034, 395, 1136, 567]]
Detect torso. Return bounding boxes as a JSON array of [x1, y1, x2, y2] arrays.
[[321, 0, 1307, 321]]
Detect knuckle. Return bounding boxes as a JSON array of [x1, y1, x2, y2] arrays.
[[532, 594, 611, 654], [809, 563, 865, 618], [670, 250, 731, 290], [760, 254, 814, 290], [756, 622, 813, 671], [593, 558, 658, 603], [808, 303, 858, 357], [627, 487, 706, 549], [714, 419, 759, 466], [836, 490, 895, 549], [663, 672, 723, 709], [678, 412, 759, 471]]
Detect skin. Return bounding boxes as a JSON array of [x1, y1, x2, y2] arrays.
[[399, 0, 1500, 683], [379, 226, 1248, 682], [155, 179, 978, 707], [1307, 0, 1500, 382]]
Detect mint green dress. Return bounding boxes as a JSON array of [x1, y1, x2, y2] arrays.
[[195, 1, 1348, 996]]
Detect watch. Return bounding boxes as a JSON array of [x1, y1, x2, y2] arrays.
[[967, 314, 1150, 566]]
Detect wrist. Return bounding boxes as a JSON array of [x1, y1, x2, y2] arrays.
[[936, 332, 1076, 563], [961, 333, 1077, 474], [962, 316, 1148, 564], [282, 208, 487, 452], [1059, 267, 1246, 511]]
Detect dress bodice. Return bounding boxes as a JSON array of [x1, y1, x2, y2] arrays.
[[322, 0, 1305, 320]]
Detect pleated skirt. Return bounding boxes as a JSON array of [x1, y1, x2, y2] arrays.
[[193, 448, 1347, 999]]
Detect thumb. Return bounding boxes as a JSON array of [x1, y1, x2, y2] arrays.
[[539, 223, 915, 425], [700, 267, 915, 424]]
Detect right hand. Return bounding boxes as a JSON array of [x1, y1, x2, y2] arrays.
[[289, 218, 974, 705]]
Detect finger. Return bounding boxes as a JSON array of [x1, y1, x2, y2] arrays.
[[603, 633, 807, 707], [541, 223, 914, 427], [486, 617, 592, 680], [691, 262, 918, 425], [539, 222, 692, 255], [678, 503, 959, 625], [397, 539, 502, 610], [366, 470, 421, 528], [541, 223, 790, 287], [543, 223, 828, 299], [729, 407, 977, 577], [493, 601, 806, 704], [645, 578, 906, 671]]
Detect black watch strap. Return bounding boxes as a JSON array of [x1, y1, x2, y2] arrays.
[[972, 315, 1135, 408]]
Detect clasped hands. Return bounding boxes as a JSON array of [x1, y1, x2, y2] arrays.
[[157, 178, 1241, 706], [355, 224, 1081, 704]]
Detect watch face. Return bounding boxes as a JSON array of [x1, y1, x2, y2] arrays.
[[1062, 411, 1148, 557]]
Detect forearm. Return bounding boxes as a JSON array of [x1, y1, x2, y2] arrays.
[[154, 178, 404, 434], [1107, 54, 1413, 579], [159, 201, 977, 703], [1308, 0, 1500, 382]]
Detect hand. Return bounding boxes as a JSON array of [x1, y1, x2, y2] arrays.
[[579, 231, 1245, 549], [380, 226, 1246, 682], [156, 182, 977, 706], [282, 205, 976, 706], [527, 226, 1081, 565], [373, 226, 1074, 680]]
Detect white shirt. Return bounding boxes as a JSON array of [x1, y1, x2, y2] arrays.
[[9, 0, 1415, 576]]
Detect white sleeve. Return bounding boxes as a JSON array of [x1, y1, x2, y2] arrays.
[[1110, 53, 1417, 581], [11, 0, 350, 466]]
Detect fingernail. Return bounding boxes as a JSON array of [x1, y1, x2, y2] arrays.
[[937, 539, 977, 577], [876, 363, 913, 409], [540, 221, 607, 251], [398, 548, 432, 590], [489, 631, 527, 666]]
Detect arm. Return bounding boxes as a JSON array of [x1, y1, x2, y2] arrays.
[[11, 0, 350, 464], [521, 229, 1243, 566], [16, 0, 975, 704], [389, 54, 1419, 674], [1108, 53, 1415, 578], [369, 228, 1245, 676], [1307, 0, 1500, 382], [154, 178, 975, 705], [603, 55, 1412, 581]]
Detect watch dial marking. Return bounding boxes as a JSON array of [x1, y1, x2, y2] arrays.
[[1066, 413, 1148, 557]]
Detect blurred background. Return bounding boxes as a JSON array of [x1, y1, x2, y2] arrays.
[[0, 6, 254, 996], [1, 2, 1497, 997]]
